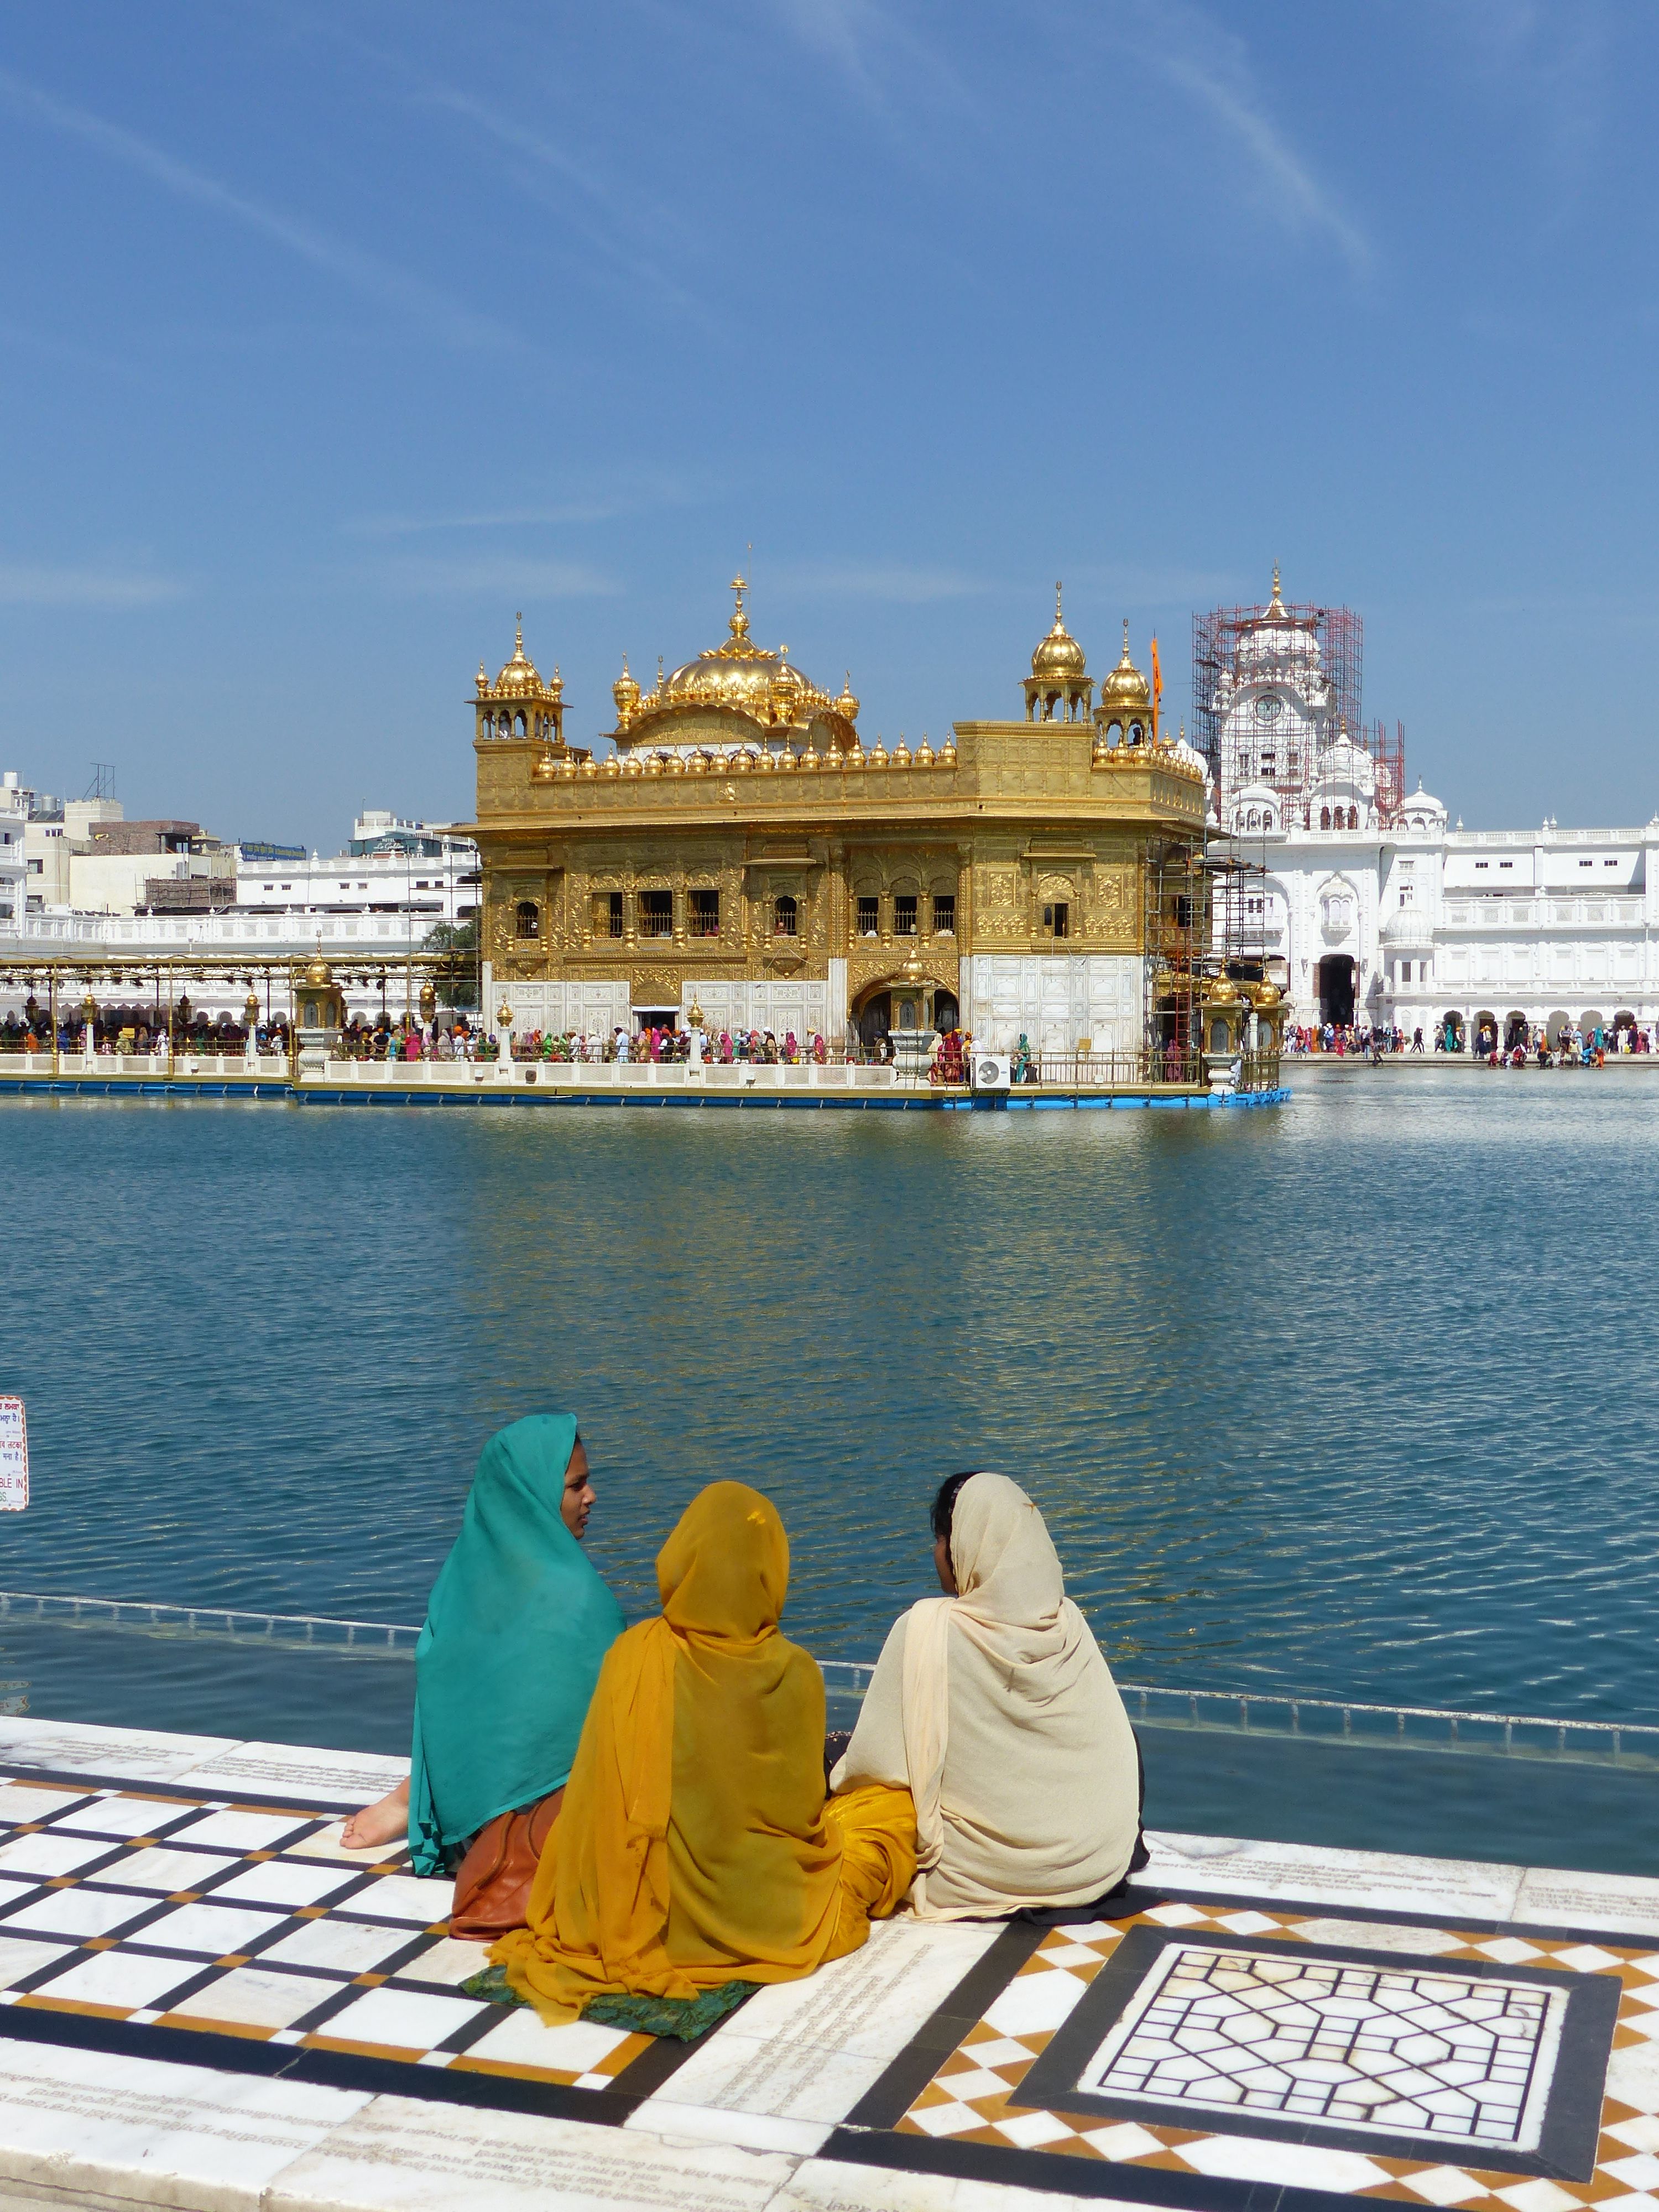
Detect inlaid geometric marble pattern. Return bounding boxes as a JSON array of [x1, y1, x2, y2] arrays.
[[1082, 1944, 1561, 2146], [0, 1771, 653, 2091], [901, 1900, 1659, 2212]]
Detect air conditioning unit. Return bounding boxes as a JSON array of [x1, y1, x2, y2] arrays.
[[971, 1052, 1011, 1092]]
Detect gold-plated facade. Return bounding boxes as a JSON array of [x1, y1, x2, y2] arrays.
[[461, 589, 1207, 1047]]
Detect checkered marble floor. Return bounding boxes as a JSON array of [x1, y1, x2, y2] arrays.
[[901, 1897, 1659, 2209], [0, 1770, 654, 2090], [0, 1721, 1654, 2212]]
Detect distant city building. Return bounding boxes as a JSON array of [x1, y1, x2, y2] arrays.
[[0, 780, 480, 1025], [0, 776, 24, 928], [1202, 578, 1659, 1044], [233, 812, 479, 925]]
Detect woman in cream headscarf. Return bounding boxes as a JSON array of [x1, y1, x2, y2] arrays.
[[487, 1481, 916, 2035], [831, 1471, 1144, 1921]]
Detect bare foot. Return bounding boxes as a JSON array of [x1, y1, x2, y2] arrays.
[[340, 1777, 409, 1853]]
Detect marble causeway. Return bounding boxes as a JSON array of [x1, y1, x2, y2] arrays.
[[0, 1714, 1652, 2212]]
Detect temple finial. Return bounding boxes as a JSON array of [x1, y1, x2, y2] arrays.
[[515, 611, 524, 649], [1055, 580, 1064, 625]]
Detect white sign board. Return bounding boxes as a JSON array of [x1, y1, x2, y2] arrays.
[[0, 1401, 27, 1512]]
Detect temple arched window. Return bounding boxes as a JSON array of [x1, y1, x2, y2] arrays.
[[1129, 722, 1144, 745], [1320, 806, 1331, 829], [515, 900, 540, 940], [773, 894, 798, 937]]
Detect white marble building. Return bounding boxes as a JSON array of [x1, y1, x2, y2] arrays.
[[1214, 756, 1659, 1048], [0, 777, 24, 931]]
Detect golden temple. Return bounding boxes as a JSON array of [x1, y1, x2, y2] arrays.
[[461, 582, 1209, 1054]]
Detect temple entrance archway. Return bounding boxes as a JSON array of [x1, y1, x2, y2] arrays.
[[1440, 1010, 1464, 1050], [854, 989, 891, 1047], [933, 990, 959, 1032], [1504, 1011, 1529, 1052], [1546, 1010, 1572, 1045], [1316, 954, 1356, 1027]]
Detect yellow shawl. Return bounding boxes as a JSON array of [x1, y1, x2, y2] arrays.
[[494, 1480, 912, 2022]]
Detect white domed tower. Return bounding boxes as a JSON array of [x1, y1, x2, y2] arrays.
[[1194, 569, 1361, 827]]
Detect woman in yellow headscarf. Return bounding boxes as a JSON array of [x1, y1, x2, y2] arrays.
[[485, 1481, 915, 2036]]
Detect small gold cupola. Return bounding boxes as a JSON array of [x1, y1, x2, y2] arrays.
[[613, 655, 640, 729], [472, 614, 569, 751], [1023, 583, 1093, 724], [1095, 620, 1153, 748]]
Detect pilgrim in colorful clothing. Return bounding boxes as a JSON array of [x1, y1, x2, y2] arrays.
[[407, 1415, 625, 1877], [487, 1482, 915, 2035]]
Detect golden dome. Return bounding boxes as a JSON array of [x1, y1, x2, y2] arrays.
[[655, 580, 835, 727], [1099, 621, 1150, 711], [836, 671, 860, 723], [303, 950, 333, 988], [494, 615, 547, 697], [1031, 583, 1087, 679]]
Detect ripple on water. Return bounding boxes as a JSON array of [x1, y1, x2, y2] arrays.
[[0, 1070, 1654, 1736]]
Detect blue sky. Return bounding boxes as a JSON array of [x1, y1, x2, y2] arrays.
[[0, 2, 1649, 843]]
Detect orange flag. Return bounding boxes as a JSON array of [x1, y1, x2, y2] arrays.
[[1150, 635, 1162, 740]]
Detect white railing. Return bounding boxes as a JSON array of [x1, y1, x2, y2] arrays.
[[0, 1052, 290, 1077], [0, 914, 434, 953], [1, 1592, 1650, 1772], [312, 1057, 919, 1093]]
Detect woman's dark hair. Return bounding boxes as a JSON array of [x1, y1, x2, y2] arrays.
[[930, 1471, 978, 1546]]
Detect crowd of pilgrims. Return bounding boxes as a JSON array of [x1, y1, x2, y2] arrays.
[[1288, 1017, 1655, 1066], [338, 1418, 1146, 2039], [0, 1006, 290, 1055], [0, 1006, 990, 1079]]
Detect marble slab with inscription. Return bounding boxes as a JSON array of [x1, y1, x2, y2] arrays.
[[649, 1918, 1002, 2125], [0, 1713, 242, 1782], [273, 2092, 797, 2212], [177, 1738, 410, 1806], [1143, 1827, 1529, 1921], [0, 2036, 367, 2211]]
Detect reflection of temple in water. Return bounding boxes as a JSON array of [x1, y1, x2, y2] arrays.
[[462, 582, 1214, 1056]]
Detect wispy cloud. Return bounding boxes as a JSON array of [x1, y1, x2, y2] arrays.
[[1427, 1, 1611, 216], [767, 0, 974, 123], [343, 471, 712, 539], [1068, 562, 1247, 607], [771, 561, 992, 602], [0, 562, 188, 608], [1121, 0, 1371, 279], [281, 13, 707, 322], [413, 86, 705, 321], [346, 504, 628, 541], [363, 556, 618, 599], [0, 68, 504, 349]]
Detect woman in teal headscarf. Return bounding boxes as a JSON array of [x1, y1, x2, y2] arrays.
[[340, 1414, 625, 1889]]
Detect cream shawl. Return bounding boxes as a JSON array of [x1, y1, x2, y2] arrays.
[[831, 1473, 1140, 1919]]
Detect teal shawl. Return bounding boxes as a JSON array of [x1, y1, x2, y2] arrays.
[[408, 1413, 625, 1875]]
